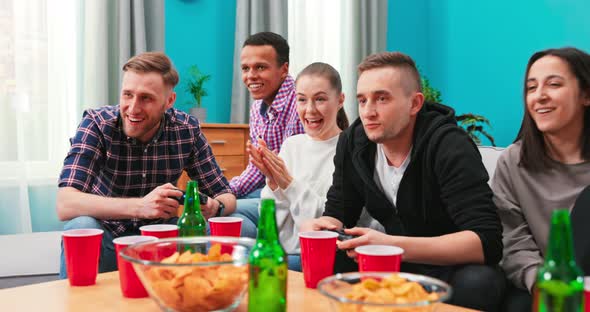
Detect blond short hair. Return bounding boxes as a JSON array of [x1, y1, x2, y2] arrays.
[[123, 51, 179, 87]]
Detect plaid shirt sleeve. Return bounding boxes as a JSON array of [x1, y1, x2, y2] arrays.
[[58, 110, 105, 192], [186, 122, 232, 198], [229, 103, 266, 197]]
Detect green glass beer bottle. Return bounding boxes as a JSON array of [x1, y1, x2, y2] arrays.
[[177, 180, 206, 237], [248, 198, 288, 312], [535, 209, 584, 312]]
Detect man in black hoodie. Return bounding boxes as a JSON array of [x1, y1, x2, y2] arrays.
[[301, 52, 505, 311]]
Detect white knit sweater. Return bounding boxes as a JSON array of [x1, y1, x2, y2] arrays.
[[260, 133, 339, 254]]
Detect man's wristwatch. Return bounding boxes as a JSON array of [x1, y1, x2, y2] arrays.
[[215, 199, 225, 217]]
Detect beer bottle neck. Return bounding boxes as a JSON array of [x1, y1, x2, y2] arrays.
[[257, 199, 279, 243], [545, 209, 576, 265], [183, 181, 202, 216]]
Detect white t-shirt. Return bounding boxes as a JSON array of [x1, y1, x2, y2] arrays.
[[373, 144, 411, 206], [260, 133, 340, 254]]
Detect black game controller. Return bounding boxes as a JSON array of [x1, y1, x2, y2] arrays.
[[172, 190, 208, 205], [326, 229, 358, 241]]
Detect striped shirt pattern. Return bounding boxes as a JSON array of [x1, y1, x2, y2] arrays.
[[229, 75, 304, 197], [59, 106, 230, 236]]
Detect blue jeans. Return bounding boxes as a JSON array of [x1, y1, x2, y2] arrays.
[[59, 216, 178, 279], [288, 254, 301, 272], [241, 188, 262, 199], [59, 216, 115, 279], [230, 188, 261, 238]]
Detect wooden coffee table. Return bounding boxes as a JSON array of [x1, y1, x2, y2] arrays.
[[0, 271, 477, 311]]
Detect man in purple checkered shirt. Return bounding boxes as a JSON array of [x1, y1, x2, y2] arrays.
[[229, 32, 304, 238], [56, 52, 235, 278]]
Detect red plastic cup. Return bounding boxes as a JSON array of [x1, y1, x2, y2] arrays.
[[299, 231, 339, 288], [62, 229, 104, 286], [209, 217, 243, 237], [585, 276, 590, 312], [139, 224, 178, 238], [113, 235, 158, 298], [355, 245, 404, 272]]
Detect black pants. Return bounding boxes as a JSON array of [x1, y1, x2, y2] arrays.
[[334, 251, 506, 312], [435, 264, 506, 312], [501, 280, 532, 312]]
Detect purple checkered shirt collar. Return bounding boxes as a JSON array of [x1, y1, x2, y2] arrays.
[[265, 76, 293, 114]]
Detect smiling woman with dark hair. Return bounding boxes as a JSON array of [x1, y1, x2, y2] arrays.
[[493, 47, 590, 310]]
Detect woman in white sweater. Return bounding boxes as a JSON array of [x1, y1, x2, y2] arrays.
[[248, 62, 349, 270], [493, 47, 590, 311]]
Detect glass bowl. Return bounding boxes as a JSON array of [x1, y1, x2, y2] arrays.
[[317, 272, 452, 312], [120, 236, 255, 312]]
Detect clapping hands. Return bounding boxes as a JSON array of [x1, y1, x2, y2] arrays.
[[247, 138, 293, 190]]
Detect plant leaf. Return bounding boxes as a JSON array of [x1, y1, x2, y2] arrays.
[[185, 65, 211, 108]]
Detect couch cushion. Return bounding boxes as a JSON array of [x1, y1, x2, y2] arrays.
[[478, 146, 505, 185]]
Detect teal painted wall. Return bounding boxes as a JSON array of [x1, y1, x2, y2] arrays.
[[165, 0, 590, 143], [165, 0, 237, 123], [387, 0, 430, 76], [388, 0, 590, 147]]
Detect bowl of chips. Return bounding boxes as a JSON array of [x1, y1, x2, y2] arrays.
[[120, 236, 254, 312], [317, 272, 452, 312]]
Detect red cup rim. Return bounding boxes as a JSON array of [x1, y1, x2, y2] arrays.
[[585, 276, 590, 290], [139, 224, 178, 232], [355, 245, 404, 256], [299, 231, 338, 239], [113, 235, 158, 246], [208, 217, 243, 223], [62, 228, 104, 237]]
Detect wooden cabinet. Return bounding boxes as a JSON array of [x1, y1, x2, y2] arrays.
[[177, 123, 249, 191], [202, 124, 250, 178]]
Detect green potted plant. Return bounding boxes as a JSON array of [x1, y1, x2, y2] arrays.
[[185, 65, 211, 122], [421, 75, 496, 146], [421, 76, 442, 103], [456, 114, 496, 146]]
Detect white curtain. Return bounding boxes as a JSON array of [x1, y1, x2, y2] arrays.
[[0, 0, 80, 235], [0, 0, 165, 236], [289, 0, 357, 120], [288, 0, 388, 122]]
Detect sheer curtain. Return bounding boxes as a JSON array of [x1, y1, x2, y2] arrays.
[[0, 0, 79, 235], [288, 0, 388, 121], [0, 0, 165, 237], [0, 0, 165, 277], [288, 0, 354, 118]]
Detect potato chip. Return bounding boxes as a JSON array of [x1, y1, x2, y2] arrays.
[[141, 244, 248, 312], [161, 252, 179, 264], [341, 273, 441, 312], [177, 250, 194, 263], [207, 243, 221, 260]]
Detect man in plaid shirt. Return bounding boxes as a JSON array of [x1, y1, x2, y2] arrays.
[[56, 52, 235, 278], [229, 32, 304, 237]]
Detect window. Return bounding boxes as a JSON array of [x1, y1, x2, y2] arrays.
[[0, 0, 80, 234], [288, 0, 361, 121]]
